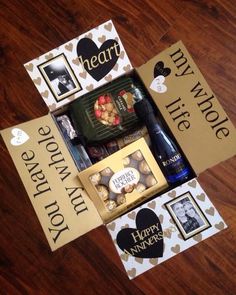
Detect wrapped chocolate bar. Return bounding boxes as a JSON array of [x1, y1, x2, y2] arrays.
[[69, 76, 142, 143], [78, 138, 168, 222], [56, 114, 92, 171]]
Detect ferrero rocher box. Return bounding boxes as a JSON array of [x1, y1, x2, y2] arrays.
[[1, 19, 236, 264], [78, 138, 168, 223]]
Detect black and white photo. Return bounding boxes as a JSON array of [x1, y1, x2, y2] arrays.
[[165, 192, 211, 240], [38, 54, 82, 102]]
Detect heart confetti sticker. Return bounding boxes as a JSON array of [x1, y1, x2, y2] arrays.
[[150, 75, 167, 93], [10, 128, 29, 146]]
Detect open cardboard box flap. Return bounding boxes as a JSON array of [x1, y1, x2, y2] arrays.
[[137, 41, 236, 174], [1, 114, 103, 251]]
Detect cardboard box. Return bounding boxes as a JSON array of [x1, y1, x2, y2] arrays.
[[1, 20, 236, 276]]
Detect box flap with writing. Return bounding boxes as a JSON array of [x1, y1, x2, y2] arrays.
[[1, 114, 102, 250], [136, 41, 236, 174], [24, 20, 132, 112]]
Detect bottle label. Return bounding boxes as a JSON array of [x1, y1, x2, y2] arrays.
[[162, 153, 181, 167], [161, 154, 189, 183]]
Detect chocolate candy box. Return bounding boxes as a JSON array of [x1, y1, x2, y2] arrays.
[[78, 138, 168, 223], [69, 76, 142, 144]]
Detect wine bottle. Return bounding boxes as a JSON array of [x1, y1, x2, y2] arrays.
[[132, 85, 190, 184]]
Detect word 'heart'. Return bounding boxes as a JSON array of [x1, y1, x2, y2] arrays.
[[77, 38, 120, 81], [117, 208, 164, 258], [11, 128, 29, 146], [150, 75, 167, 93]]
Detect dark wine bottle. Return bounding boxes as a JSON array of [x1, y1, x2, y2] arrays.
[[132, 85, 190, 184]]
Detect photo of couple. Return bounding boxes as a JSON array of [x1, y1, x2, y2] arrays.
[[38, 54, 81, 102], [166, 192, 211, 240], [171, 200, 204, 233]]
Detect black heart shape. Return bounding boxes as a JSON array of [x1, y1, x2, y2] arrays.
[[77, 38, 120, 81], [154, 61, 171, 78], [117, 208, 164, 258]]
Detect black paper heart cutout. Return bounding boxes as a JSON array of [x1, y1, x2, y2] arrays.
[[154, 61, 171, 78], [77, 38, 120, 81], [117, 208, 164, 258]]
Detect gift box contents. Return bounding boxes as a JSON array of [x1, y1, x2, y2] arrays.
[[78, 138, 168, 223], [53, 72, 195, 223]]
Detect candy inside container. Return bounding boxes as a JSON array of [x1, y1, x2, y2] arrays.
[[88, 150, 159, 213], [94, 94, 121, 126]]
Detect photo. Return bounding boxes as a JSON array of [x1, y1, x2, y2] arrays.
[[38, 54, 82, 102], [165, 192, 211, 240]]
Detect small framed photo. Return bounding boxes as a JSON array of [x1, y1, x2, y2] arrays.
[[38, 53, 82, 102], [165, 192, 211, 240]]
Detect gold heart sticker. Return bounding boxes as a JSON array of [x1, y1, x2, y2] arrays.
[[98, 35, 106, 43], [127, 268, 136, 278], [107, 222, 116, 231], [119, 51, 125, 59], [148, 200, 156, 210], [215, 221, 225, 230], [25, 63, 34, 72], [128, 211, 136, 220], [105, 74, 113, 82], [135, 257, 143, 264], [196, 193, 205, 201], [86, 84, 94, 91], [68, 94, 76, 101], [188, 180, 197, 188], [193, 233, 202, 242], [45, 53, 54, 60], [65, 43, 73, 52], [121, 224, 129, 229], [113, 64, 119, 71], [164, 230, 172, 239], [159, 214, 164, 224], [79, 71, 87, 79], [205, 207, 215, 216], [168, 190, 176, 198], [171, 244, 180, 254], [104, 23, 112, 32], [33, 77, 41, 86], [123, 65, 131, 72], [41, 90, 49, 98], [120, 253, 129, 262], [48, 103, 57, 111], [85, 32, 93, 39], [72, 58, 80, 66], [149, 258, 158, 266]]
